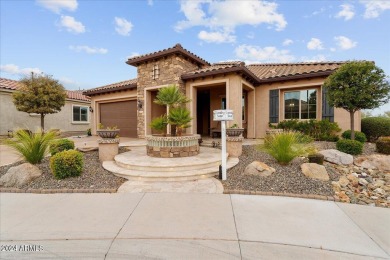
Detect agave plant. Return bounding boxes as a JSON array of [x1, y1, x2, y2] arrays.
[[150, 115, 168, 136], [6, 129, 57, 164], [259, 131, 315, 165], [168, 107, 192, 136]]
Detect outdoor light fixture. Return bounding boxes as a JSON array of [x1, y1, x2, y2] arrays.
[[138, 100, 143, 109], [89, 106, 94, 113]]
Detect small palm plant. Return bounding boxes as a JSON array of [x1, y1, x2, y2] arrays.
[[6, 129, 57, 164], [150, 115, 168, 136], [259, 131, 315, 165], [168, 107, 192, 136]]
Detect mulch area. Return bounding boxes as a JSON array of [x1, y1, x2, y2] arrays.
[[0, 148, 128, 192], [223, 142, 378, 197]]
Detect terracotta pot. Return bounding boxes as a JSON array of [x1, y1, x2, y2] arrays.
[[97, 129, 120, 139], [226, 128, 244, 137]]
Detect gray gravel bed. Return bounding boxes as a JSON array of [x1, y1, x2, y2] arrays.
[[0, 148, 128, 190]]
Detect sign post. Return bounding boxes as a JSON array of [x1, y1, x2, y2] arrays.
[[213, 110, 233, 180]]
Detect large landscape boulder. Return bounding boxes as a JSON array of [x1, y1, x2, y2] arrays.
[[244, 161, 275, 177], [354, 154, 390, 172], [319, 149, 353, 165], [0, 163, 42, 188], [301, 163, 329, 181]]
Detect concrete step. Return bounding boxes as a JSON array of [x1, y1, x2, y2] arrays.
[[103, 157, 239, 182], [114, 146, 228, 172]]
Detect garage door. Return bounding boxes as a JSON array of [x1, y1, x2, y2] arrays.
[[100, 100, 137, 137]]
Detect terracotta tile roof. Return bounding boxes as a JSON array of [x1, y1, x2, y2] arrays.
[[126, 43, 210, 67], [181, 61, 260, 85], [83, 78, 137, 96], [0, 77, 90, 101], [246, 62, 345, 82]]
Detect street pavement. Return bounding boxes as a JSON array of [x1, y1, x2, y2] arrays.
[[0, 193, 389, 259]]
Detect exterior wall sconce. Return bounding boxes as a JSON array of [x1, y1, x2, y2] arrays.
[[138, 100, 143, 109], [89, 106, 94, 113]]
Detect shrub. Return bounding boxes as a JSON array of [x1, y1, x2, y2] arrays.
[[259, 131, 315, 165], [361, 117, 390, 141], [341, 130, 367, 143], [49, 139, 75, 155], [6, 129, 56, 164], [336, 139, 363, 155], [275, 119, 340, 141], [50, 150, 83, 179], [150, 115, 168, 135], [376, 136, 390, 155]]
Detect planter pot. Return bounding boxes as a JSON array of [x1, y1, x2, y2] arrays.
[[97, 129, 120, 139], [226, 128, 244, 137]]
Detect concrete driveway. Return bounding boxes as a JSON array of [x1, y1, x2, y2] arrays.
[[1, 193, 389, 259]]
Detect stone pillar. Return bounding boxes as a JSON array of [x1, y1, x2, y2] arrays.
[[98, 139, 119, 162], [227, 136, 243, 157]]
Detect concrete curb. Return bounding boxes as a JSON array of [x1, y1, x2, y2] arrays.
[[223, 189, 339, 202]]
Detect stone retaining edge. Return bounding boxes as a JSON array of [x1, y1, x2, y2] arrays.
[[0, 188, 117, 194], [223, 189, 338, 202]]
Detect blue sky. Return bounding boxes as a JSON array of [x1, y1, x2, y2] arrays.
[[1, 0, 389, 113]]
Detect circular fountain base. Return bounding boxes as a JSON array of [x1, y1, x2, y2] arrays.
[[145, 134, 201, 158]]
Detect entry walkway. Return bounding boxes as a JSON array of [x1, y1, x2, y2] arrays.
[[1, 193, 389, 259]]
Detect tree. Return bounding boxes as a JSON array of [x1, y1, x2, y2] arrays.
[[13, 73, 67, 131], [323, 61, 390, 140]]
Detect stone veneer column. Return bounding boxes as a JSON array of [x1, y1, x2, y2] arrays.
[[227, 136, 243, 157], [136, 55, 200, 138]]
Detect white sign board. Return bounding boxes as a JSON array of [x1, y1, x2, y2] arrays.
[[213, 110, 234, 121]]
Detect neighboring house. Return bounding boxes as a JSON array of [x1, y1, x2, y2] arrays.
[[83, 43, 360, 138], [0, 78, 91, 135]]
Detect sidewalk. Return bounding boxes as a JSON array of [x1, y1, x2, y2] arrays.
[[1, 193, 389, 259]]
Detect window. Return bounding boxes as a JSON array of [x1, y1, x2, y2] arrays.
[[284, 89, 317, 120], [73, 106, 88, 122], [242, 94, 246, 121], [151, 64, 159, 80], [221, 97, 226, 109]]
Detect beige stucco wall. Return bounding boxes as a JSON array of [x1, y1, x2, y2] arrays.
[[0, 90, 90, 135], [254, 77, 361, 138], [89, 89, 137, 135]]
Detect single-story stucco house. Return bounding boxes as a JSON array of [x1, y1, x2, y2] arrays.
[[83, 43, 360, 139], [0, 77, 91, 135]]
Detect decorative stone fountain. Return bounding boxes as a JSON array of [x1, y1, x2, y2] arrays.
[[146, 134, 201, 158]]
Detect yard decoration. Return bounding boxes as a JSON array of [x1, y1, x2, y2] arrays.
[[96, 123, 120, 139], [226, 123, 244, 137], [323, 61, 390, 140], [12, 72, 67, 131]]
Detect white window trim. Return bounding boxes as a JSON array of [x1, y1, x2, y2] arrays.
[[283, 89, 317, 120], [72, 104, 90, 124]]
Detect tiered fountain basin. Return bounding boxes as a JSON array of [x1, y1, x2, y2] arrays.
[[146, 134, 201, 158]]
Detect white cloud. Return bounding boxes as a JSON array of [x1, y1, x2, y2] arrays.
[[175, 0, 286, 43], [300, 54, 327, 62], [361, 0, 390, 18], [59, 15, 85, 34], [198, 30, 236, 43], [304, 7, 326, 18], [0, 64, 42, 76], [127, 52, 140, 59], [235, 44, 295, 63], [69, 45, 108, 54], [282, 39, 293, 46], [114, 17, 133, 36], [36, 0, 78, 13], [334, 36, 357, 50], [147, 0, 153, 6], [246, 32, 255, 39], [307, 38, 324, 50], [336, 4, 355, 20]]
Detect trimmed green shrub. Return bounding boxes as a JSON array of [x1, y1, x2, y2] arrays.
[[336, 139, 363, 155], [49, 139, 75, 155], [259, 131, 315, 165], [341, 130, 367, 143], [6, 129, 56, 164], [50, 150, 83, 179], [376, 136, 390, 155], [361, 117, 390, 142], [275, 119, 340, 141]]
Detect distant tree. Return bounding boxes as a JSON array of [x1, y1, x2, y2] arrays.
[[361, 110, 373, 118], [13, 73, 67, 131], [323, 61, 390, 140]]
